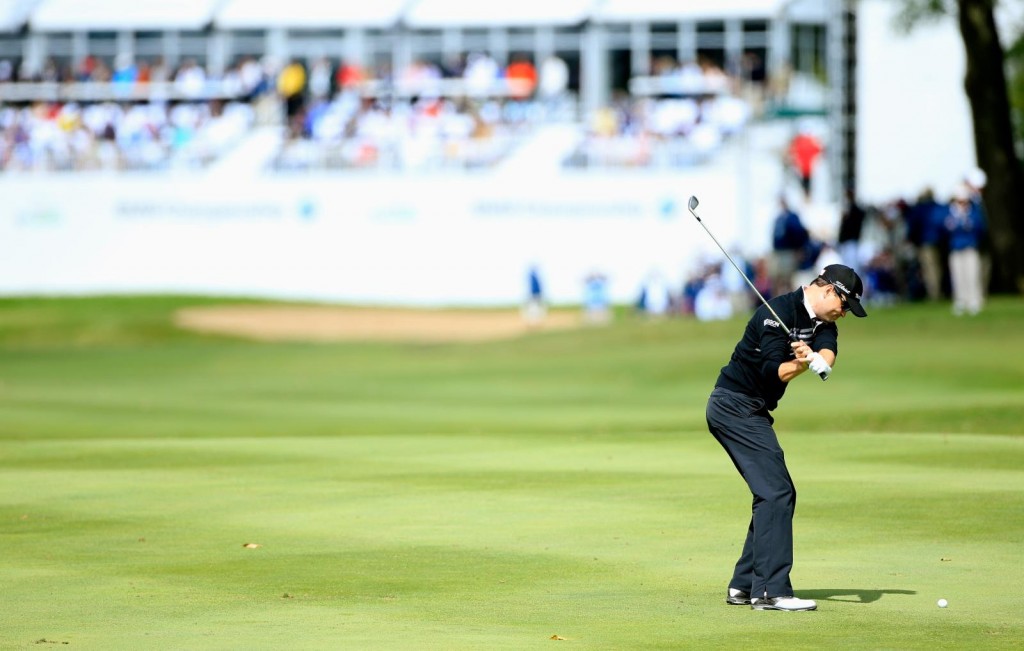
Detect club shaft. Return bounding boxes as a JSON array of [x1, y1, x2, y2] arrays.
[[689, 210, 790, 336]]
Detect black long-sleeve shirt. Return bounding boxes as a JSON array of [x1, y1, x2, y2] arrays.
[[714, 288, 838, 411]]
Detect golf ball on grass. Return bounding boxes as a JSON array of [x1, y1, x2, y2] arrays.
[[937, 599, 948, 608]]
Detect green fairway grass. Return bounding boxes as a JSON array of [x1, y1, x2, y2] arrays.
[[1, 296, 1022, 649]]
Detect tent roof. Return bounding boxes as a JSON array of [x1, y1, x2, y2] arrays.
[[404, 0, 593, 28], [31, 0, 222, 31], [594, 0, 788, 23], [215, 0, 410, 29]]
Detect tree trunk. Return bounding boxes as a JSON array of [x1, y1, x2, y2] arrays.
[[957, 0, 1024, 294]]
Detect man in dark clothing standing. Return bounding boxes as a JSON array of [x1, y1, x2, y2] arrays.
[[706, 264, 867, 612], [836, 187, 865, 270], [770, 198, 810, 299]]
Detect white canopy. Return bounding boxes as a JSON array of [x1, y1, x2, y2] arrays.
[[0, 0, 39, 32], [215, 0, 410, 29], [30, 0, 222, 31], [594, 0, 788, 22], [404, 0, 593, 28]]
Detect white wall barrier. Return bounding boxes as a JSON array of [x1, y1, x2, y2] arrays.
[[1, 168, 763, 306]]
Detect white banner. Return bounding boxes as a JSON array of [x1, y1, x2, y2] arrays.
[[1, 153, 793, 306]]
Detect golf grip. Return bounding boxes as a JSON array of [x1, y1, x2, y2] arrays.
[[687, 196, 827, 381], [789, 332, 829, 382]]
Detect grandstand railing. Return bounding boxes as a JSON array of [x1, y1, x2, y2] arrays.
[[0, 78, 540, 104], [0, 81, 246, 103]]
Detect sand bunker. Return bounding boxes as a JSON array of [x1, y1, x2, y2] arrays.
[[174, 305, 580, 343]]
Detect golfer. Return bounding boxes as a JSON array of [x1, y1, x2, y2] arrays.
[[706, 264, 867, 611]]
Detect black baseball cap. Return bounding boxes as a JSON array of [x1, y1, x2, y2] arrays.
[[820, 264, 867, 317]]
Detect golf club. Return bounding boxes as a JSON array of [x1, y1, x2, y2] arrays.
[[687, 195, 827, 381]]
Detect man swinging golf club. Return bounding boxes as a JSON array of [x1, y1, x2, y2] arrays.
[[706, 263, 867, 611]]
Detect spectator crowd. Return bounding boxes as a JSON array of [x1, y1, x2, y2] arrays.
[[569, 55, 756, 168], [1, 54, 267, 171], [670, 170, 991, 322], [2, 49, 762, 172]]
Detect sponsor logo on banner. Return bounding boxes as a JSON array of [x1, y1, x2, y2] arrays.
[[472, 200, 644, 219], [15, 208, 63, 228], [115, 201, 285, 220]]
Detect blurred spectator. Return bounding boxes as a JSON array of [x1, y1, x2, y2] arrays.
[[943, 184, 986, 315], [308, 57, 333, 101], [808, 242, 843, 278], [277, 59, 307, 122], [336, 59, 365, 90], [677, 59, 705, 94], [769, 197, 810, 297], [787, 123, 823, 201], [837, 187, 865, 269], [752, 256, 773, 302], [136, 58, 152, 83], [238, 56, 265, 99], [638, 271, 672, 317], [400, 58, 442, 95], [538, 54, 569, 115], [963, 166, 991, 299], [583, 272, 612, 324], [884, 199, 913, 298], [44, 61, 63, 83], [523, 265, 546, 325], [694, 273, 733, 321], [703, 94, 750, 137], [719, 250, 755, 315], [505, 54, 538, 100], [698, 56, 731, 94], [739, 50, 767, 110], [965, 167, 987, 197], [905, 187, 944, 301], [862, 246, 900, 306], [175, 59, 206, 99], [150, 56, 171, 84], [464, 52, 499, 97], [679, 265, 706, 316], [112, 54, 139, 85]]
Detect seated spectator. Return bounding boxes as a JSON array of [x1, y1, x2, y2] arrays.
[[505, 54, 538, 100], [694, 274, 734, 321]]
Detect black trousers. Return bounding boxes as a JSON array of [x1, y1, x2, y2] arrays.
[[706, 387, 797, 599]]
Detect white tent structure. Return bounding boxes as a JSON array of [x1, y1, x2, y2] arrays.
[[215, 0, 409, 29], [30, 0, 221, 31], [593, 0, 788, 22], [404, 0, 592, 28]]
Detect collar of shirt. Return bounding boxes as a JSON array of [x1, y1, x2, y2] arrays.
[[801, 287, 817, 320]]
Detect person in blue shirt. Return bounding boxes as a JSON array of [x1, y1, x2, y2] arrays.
[[907, 188, 945, 301], [942, 185, 986, 315]]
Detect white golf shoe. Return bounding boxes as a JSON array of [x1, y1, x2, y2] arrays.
[[750, 596, 817, 611]]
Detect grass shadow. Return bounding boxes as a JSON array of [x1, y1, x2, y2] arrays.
[[800, 588, 916, 603]]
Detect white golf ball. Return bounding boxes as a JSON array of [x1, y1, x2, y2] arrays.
[[937, 599, 948, 608]]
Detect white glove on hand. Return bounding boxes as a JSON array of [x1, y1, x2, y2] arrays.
[[806, 352, 832, 379]]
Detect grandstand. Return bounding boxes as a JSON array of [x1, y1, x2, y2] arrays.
[[0, 1, 982, 307], [0, 0, 834, 169]]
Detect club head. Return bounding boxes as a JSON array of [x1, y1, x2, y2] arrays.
[[688, 196, 699, 212]]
